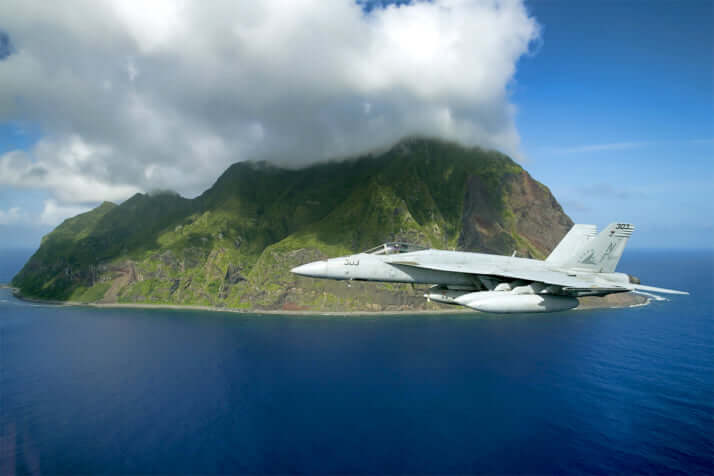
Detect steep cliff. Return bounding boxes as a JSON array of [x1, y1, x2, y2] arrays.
[[13, 138, 575, 311]]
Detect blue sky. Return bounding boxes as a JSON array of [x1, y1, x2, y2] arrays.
[[0, 0, 712, 249], [514, 0, 713, 248]]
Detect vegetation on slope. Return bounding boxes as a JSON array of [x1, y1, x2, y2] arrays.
[[13, 138, 573, 311]]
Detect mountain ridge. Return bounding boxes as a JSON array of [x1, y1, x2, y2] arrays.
[[13, 137, 577, 311]]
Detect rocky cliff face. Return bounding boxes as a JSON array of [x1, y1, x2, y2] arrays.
[[458, 170, 573, 257], [13, 138, 575, 311]]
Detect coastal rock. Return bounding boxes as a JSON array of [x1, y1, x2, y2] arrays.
[[224, 264, 246, 285]]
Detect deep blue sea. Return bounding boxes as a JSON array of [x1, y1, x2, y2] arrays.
[[1, 249, 712, 474]]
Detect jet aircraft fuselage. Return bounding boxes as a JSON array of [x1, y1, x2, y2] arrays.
[[291, 224, 688, 313]]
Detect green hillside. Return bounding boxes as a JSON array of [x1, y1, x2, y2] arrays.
[[12, 138, 573, 311]]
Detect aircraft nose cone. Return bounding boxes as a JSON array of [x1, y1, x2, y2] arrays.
[[290, 260, 327, 278]]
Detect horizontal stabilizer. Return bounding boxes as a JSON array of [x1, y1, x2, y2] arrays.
[[627, 283, 689, 295]]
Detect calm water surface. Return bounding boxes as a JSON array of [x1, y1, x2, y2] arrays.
[[1, 250, 712, 474]]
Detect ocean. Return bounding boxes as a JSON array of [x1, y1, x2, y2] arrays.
[[0, 249, 712, 474]]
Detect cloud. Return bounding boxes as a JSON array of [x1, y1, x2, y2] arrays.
[[0, 30, 13, 60], [558, 183, 649, 221], [39, 199, 91, 226], [0, 200, 88, 228], [580, 183, 644, 200], [545, 138, 714, 155], [0, 0, 539, 204], [560, 199, 591, 214], [546, 141, 654, 154], [0, 136, 141, 203], [0, 206, 24, 225]]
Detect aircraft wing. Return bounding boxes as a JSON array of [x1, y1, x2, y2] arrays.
[[499, 269, 631, 294], [388, 261, 629, 295], [388, 260, 498, 277], [389, 260, 689, 296]]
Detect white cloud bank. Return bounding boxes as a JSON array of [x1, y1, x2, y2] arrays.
[[38, 199, 91, 226], [0, 200, 90, 229], [0, 0, 539, 209]]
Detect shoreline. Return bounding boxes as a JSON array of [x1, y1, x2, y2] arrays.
[[3, 284, 650, 316], [2, 284, 470, 315]]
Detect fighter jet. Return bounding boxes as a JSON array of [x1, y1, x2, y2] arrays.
[[290, 223, 688, 313]]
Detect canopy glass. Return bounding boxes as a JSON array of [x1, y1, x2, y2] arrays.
[[364, 242, 427, 255]]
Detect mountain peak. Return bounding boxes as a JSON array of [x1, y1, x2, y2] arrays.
[[13, 141, 571, 311]]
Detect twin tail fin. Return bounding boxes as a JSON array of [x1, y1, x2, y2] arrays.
[[546, 223, 634, 273]]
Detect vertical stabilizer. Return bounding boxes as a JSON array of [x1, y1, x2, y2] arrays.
[[571, 223, 634, 272], [546, 224, 597, 267]]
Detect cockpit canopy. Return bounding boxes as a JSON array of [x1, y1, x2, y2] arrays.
[[364, 242, 427, 255]]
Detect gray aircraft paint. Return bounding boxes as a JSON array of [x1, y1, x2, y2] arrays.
[[291, 223, 688, 313]]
